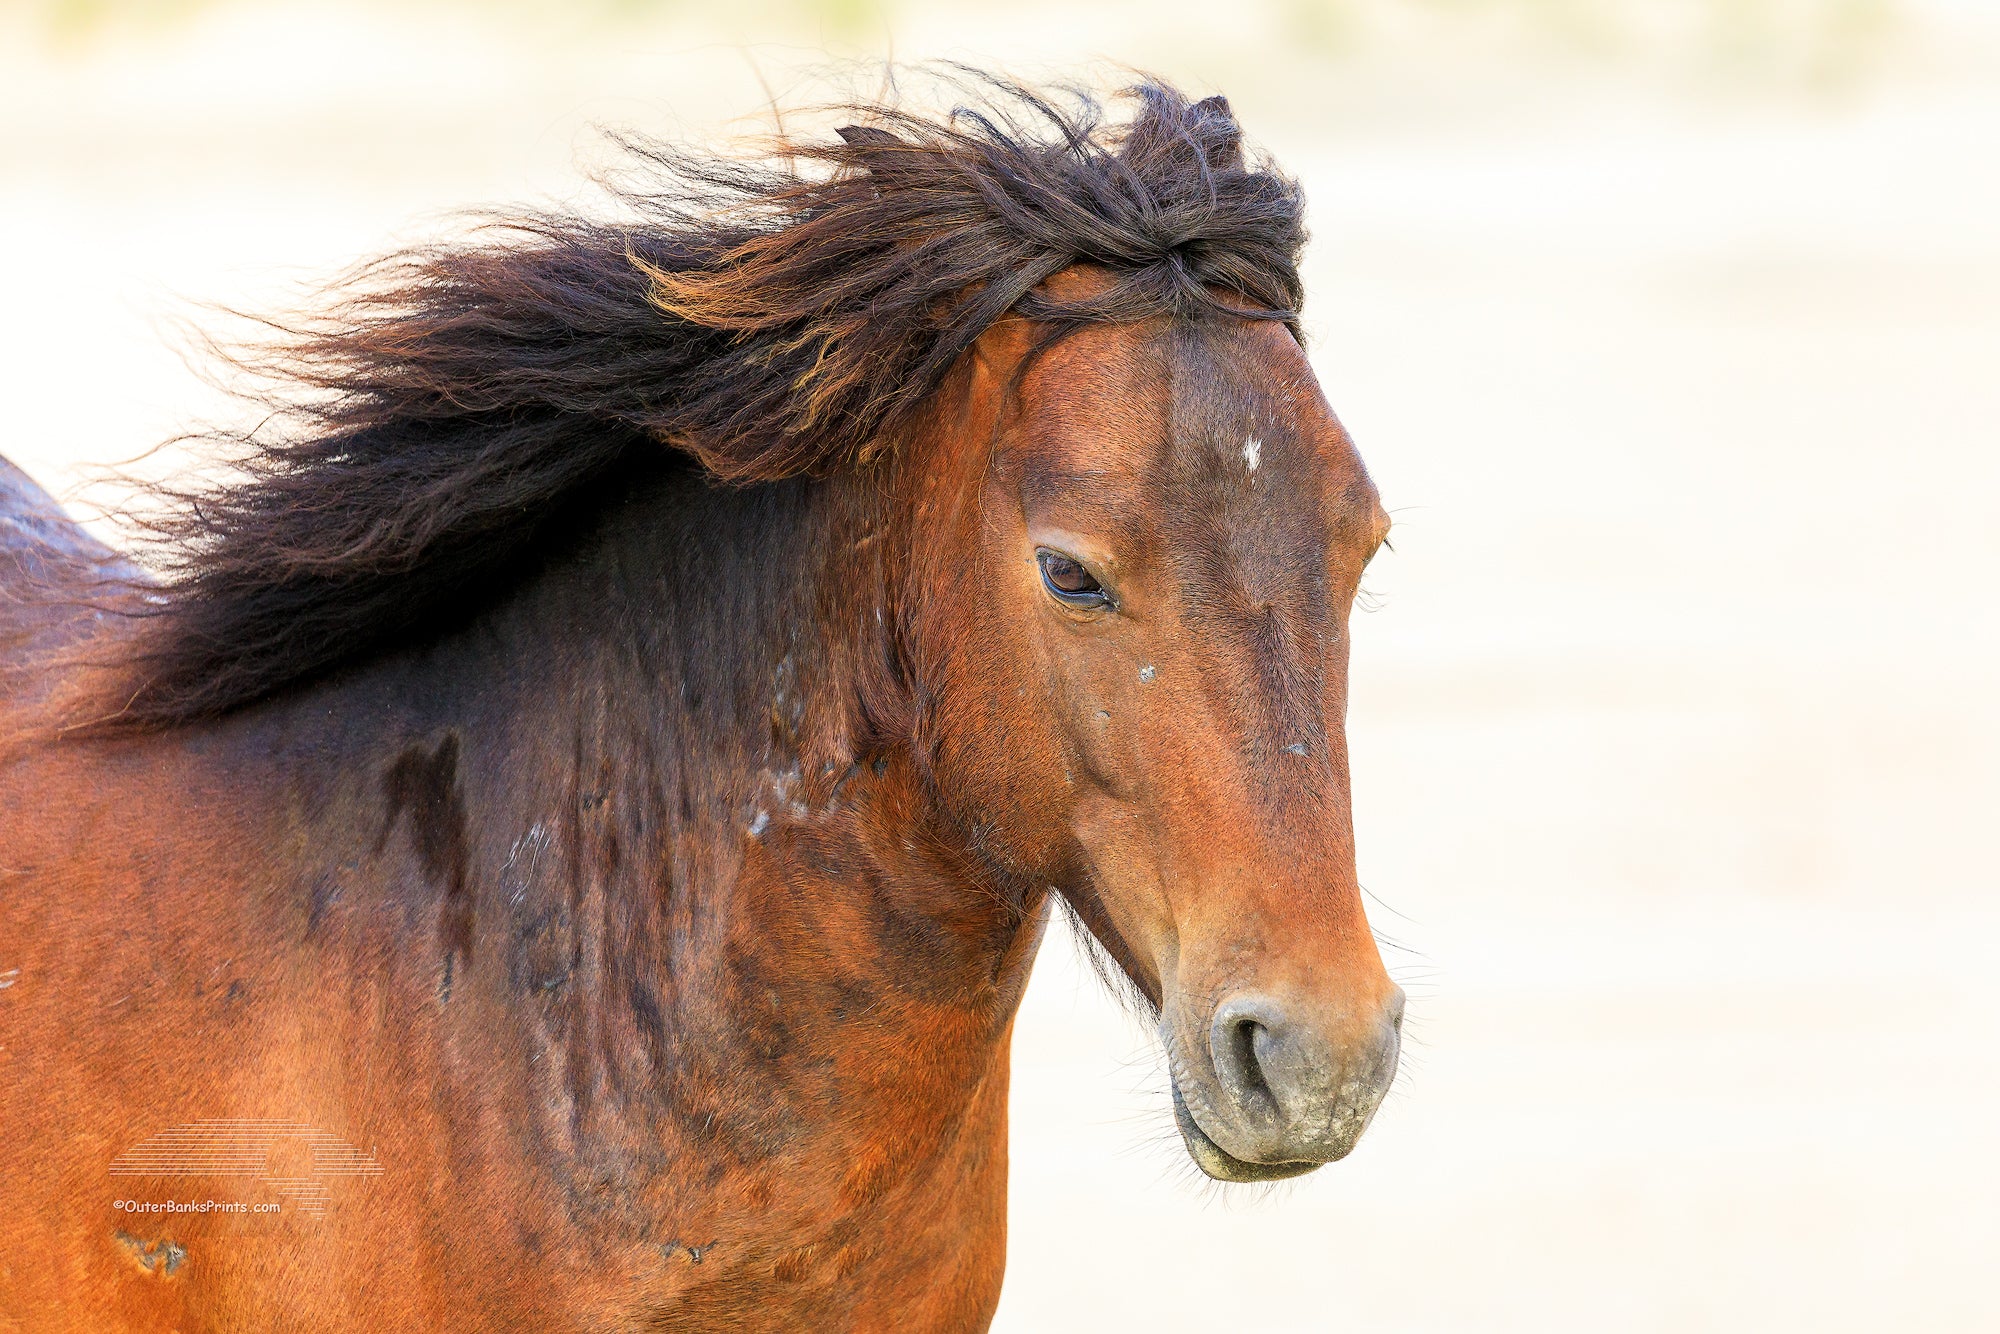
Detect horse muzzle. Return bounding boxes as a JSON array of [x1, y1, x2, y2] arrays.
[[1167, 986, 1405, 1182]]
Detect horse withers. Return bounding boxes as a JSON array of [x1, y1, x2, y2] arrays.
[[0, 75, 1402, 1330]]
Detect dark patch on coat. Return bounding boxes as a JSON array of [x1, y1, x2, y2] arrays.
[[380, 734, 475, 992], [304, 871, 342, 939]]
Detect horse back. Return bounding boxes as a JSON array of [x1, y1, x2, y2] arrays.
[[0, 452, 144, 721]]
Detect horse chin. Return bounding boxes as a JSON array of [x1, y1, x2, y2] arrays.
[[1170, 1084, 1324, 1184]]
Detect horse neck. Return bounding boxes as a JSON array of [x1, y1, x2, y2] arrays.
[[375, 455, 1041, 1161]]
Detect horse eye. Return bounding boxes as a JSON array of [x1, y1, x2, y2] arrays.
[[1037, 549, 1111, 609]]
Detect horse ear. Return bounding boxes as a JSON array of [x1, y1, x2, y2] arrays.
[[1189, 94, 1243, 169]]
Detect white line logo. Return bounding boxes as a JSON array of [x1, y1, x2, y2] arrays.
[[110, 1120, 382, 1217]]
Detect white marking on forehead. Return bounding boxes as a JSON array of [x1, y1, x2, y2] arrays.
[[1241, 435, 1262, 473]]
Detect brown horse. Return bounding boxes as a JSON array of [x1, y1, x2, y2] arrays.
[[0, 76, 1402, 1330]]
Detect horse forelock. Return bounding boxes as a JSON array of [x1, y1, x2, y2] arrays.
[[84, 68, 1308, 734]]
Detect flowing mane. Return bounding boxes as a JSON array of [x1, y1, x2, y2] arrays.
[[101, 71, 1307, 732]]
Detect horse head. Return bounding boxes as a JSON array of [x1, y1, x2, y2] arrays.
[[900, 270, 1402, 1180]]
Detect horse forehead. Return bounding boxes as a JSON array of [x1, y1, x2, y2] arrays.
[[1169, 319, 1332, 447], [1152, 328, 1351, 546], [1022, 321, 1341, 501]]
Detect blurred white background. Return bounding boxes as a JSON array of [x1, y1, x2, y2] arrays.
[[4, 1, 1996, 1328]]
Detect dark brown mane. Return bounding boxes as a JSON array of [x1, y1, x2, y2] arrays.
[[99, 69, 1307, 732]]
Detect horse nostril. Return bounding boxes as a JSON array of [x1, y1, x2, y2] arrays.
[[1209, 996, 1285, 1117], [1198, 990, 1405, 1166], [1227, 1016, 1269, 1096]]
